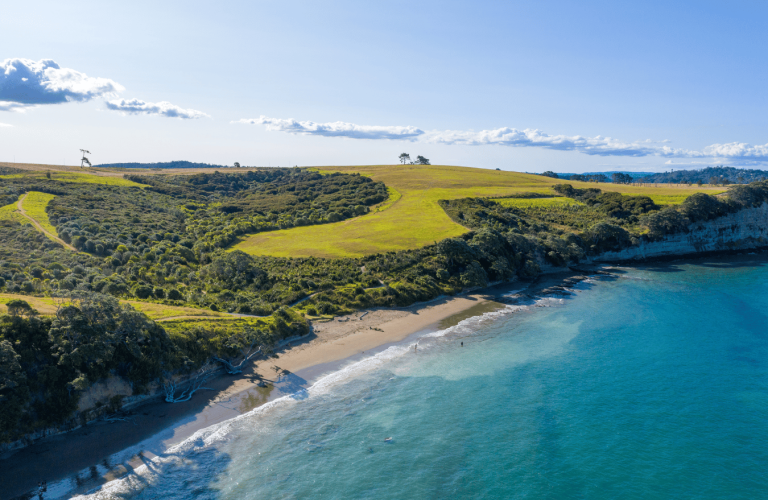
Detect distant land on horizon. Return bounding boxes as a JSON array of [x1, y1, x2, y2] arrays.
[[637, 166, 768, 184], [556, 171, 655, 180]]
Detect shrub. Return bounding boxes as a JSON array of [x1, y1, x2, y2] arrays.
[[133, 284, 153, 299]]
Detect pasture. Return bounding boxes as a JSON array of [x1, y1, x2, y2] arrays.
[[491, 197, 584, 208], [232, 165, 726, 258], [0, 196, 28, 225], [0, 293, 227, 320], [22, 191, 58, 235], [0, 170, 147, 188]]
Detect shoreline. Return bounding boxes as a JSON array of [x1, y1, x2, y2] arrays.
[[4, 249, 765, 499], [4, 275, 585, 500]]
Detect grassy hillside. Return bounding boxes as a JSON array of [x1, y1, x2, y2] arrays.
[[232, 165, 726, 258], [0, 169, 147, 188], [21, 191, 58, 235], [0, 293, 227, 320]]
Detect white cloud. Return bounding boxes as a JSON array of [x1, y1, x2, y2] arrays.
[[234, 116, 424, 140], [0, 58, 124, 110], [424, 127, 678, 157], [236, 114, 768, 163], [0, 122, 11, 127], [105, 98, 209, 119], [427, 128, 768, 161]]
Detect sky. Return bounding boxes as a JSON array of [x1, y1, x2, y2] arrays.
[[1, 0, 768, 173]]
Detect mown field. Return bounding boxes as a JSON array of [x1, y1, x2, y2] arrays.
[[232, 165, 726, 258]]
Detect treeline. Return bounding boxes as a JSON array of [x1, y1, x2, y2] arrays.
[[93, 160, 231, 169], [0, 293, 307, 443], [638, 166, 768, 185]]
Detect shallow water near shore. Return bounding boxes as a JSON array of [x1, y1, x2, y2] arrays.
[[76, 255, 768, 499]]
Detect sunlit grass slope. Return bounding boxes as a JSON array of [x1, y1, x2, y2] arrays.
[[492, 197, 584, 208], [0, 293, 226, 320], [0, 171, 146, 188], [232, 165, 726, 259], [22, 192, 58, 235], [0, 196, 28, 225]]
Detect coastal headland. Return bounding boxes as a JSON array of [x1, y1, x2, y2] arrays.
[[2, 162, 768, 499]]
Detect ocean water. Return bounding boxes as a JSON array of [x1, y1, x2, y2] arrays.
[[78, 256, 768, 500]]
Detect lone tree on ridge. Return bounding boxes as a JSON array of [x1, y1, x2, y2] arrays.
[[80, 149, 92, 168], [399, 153, 410, 164]]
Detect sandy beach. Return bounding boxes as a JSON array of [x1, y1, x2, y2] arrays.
[[0, 269, 603, 499], [0, 285, 524, 499]]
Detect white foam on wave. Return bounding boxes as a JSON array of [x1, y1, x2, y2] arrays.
[[71, 292, 572, 499]]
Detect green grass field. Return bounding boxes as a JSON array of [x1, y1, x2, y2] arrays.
[[232, 165, 726, 259], [0, 293, 227, 320], [0, 171, 146, 188], [125, 300, 228, 320], [491, 197, 584, 208], [22, 192, 58, 235], [0, 196, 28, 225]]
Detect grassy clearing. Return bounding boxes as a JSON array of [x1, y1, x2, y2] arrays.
[[0, 294, 59, 315], [22, 192, 58, 235], [0, 171, 147, 188], [0, 293, 226, 320], [161, 316, 277, 338], [0, 196, 28, 225], [125, 300, 228, 320], [646, 194, 693, 205], [491, 197, 584, 208], [232, 165, 726, 258]]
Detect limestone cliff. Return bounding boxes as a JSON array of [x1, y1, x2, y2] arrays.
[[593, 202, 768, 262]]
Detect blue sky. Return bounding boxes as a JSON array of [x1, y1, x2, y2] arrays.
[[1, 0, 767, 172]]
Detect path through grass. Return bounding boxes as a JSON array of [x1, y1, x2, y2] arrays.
[[22, 192, 58, 235]]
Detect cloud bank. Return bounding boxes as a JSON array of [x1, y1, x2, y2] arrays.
[[234, 116, 424, 140], [0, 58, 123, 111], [106, 98, 209, 119], [426, 128, 768, 161], [238, 114, 768, 162]]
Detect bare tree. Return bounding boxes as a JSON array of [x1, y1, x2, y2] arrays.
[[212, 335, 271, 375], [163, 361, 216, 403], [80, 149, 92, 168]]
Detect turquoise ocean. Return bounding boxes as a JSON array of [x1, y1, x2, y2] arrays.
[[78, 255, 768, 499]]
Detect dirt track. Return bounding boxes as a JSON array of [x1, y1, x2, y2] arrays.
[[16, 192, 77, 251]]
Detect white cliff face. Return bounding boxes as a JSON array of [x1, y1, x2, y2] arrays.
[[593, 203, 768, 262]]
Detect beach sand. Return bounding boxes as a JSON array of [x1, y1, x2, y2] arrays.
[[1, 269, 601, 499], [0, 289, 516, 499]]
